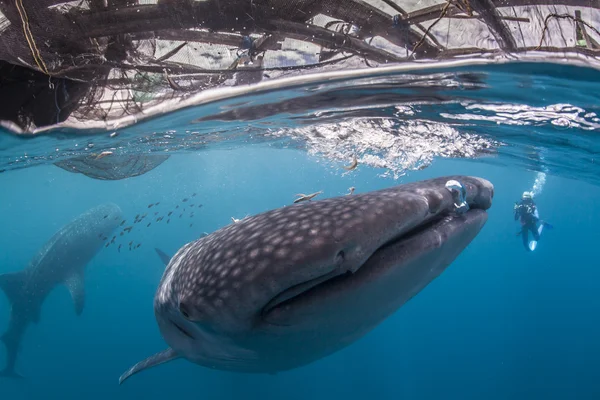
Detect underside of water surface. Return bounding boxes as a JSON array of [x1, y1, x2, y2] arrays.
[[2, 59, 600, 185]]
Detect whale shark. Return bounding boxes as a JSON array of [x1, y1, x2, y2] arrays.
[[119, 176, 494, 384], [0, 203, 123, 378]]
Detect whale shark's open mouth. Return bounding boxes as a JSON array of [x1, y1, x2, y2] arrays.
[[260, 206, 487, 319]]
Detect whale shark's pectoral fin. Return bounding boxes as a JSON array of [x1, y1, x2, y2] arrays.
[[65, 271, 85, 315], [119, 348, 179, 385], [154, 248, 171, 267]]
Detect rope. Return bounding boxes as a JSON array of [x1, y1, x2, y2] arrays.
[[15, 0, 50, 76], [536, 13, 600, 50], [408, 0, 453, 59]]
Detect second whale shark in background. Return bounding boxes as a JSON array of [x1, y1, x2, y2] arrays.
[[119, 175, 494, 384], [0, 203, 123, 378]]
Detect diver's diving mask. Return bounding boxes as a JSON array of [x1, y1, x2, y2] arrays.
[[445, 180, 469, 215]]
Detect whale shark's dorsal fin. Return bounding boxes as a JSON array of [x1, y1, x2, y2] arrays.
[[154, 248, 171, 267], [119, 348, 179, 385], [0, 271, 27, 306], [65, 271, 86, 315]]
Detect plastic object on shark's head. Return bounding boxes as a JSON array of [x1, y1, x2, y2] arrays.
[[445, 179, 469, 215]]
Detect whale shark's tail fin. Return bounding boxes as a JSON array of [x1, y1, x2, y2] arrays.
[[1, 330, 26, 379], [0, 271, 26, 306], [0, 271, 29, 380], [0, 366, 24, 379]]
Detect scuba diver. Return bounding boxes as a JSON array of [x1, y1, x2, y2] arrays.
[[514, 191, 553, 251]]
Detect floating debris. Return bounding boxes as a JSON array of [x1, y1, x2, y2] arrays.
[[294, 191, 323, 203], [343, 156, 358, 171], [95, 151, 113, 160]]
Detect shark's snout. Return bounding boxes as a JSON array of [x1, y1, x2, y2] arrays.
[[258, 176, 493, 319]]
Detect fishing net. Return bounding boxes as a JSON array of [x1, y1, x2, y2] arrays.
[[53, 153, 170, 180], [0, 0, 599, 132]]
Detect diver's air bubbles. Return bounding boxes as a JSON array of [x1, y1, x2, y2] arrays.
[[531, 172, 546, 198]]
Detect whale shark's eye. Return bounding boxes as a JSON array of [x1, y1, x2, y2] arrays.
[[179, 301, 192, 319]]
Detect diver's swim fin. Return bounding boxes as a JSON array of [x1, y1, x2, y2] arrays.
[[542, 222, 554, 230]]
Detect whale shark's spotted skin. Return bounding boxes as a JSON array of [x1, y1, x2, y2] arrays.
[[121, 176, 494, 384], [0, 203, 123, 378]]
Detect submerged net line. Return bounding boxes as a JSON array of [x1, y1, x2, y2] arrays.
[[0, 0, 599, 131]]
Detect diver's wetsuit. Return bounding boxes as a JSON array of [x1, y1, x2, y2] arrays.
[[514, 198, 539, 251]]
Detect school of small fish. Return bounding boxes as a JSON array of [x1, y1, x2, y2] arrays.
[[98, 178, 357, 254], [98, 192, 202, 253]]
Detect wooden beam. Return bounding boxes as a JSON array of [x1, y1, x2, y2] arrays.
[[439, 44, 600, 58], [130, 29, 246, 48], [314, 0, 440, 56], [465, 0, 517, 51], [379, 0, 446, 49], [268, 19, 404, 64], [493, 0, 599, 8]]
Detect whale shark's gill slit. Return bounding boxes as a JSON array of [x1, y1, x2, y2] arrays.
[[262, 270, 353, 318], [261, 269, 348, 317], [262, 210, 475, 318]]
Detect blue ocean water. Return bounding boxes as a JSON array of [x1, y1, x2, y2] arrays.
[[1, 61, 600, 399]]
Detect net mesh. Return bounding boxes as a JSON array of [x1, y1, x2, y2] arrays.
[[1, 0, 599, 131]]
